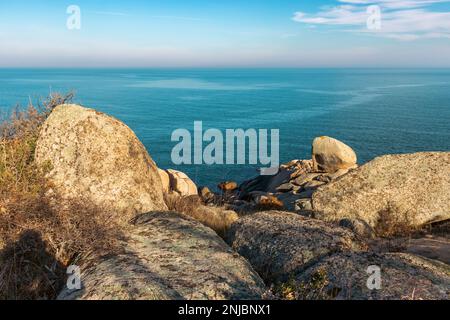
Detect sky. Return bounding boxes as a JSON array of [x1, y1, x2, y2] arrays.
[[0, 0, 450, 67]]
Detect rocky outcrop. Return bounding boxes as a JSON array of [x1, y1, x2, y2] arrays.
[[312, 136, 357, 173], [230, 157, 352, 214], [312, 152, 450, 232], [226, 211, 366, 283], [166, 169, 198, 197], [296, 252, 450, 300], [35, 104, 167, 222], [58, 212, 266, 300]]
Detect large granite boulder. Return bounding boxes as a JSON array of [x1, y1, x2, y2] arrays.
[[296, 252, 450, 300], [312, 136, 357, 173], [35, 104, 167, 222], [58, 212, 266, 300], [312, 152, 450, 233], [226, 211, 366, 283]]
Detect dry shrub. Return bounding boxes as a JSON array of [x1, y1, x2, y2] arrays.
[[164, 193, 238, 237], [0, 93, 123, 300], [272, 268, 335, 300], [374, 203, 417, 238]]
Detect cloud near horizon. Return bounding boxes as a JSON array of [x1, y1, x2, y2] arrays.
[[293, 0, 450, 41]]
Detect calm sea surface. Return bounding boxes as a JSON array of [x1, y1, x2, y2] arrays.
[[1, 68, 449, 187]]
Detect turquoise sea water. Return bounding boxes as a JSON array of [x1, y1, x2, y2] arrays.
[[1, 68, 449, 187]]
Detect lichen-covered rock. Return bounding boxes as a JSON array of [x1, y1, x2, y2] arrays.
[[312, 152, 450, 232], [312, 136, 357, 173], [226, 211, 366, 283], [35, 104, 167, 221], [296, 252, 450, 300], [58, 212, 266, 300]]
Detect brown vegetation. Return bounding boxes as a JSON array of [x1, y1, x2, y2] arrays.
[[374, 202, 417, 238], [0, 93, 123, 300], [164, 193, 238, 238]]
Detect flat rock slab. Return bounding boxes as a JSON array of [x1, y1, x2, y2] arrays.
[[313, 152, 450, 231], [226, 211, 366, 283], [58, 212, 266, 300], [297, 252, 450, 300], [404, 236, 450, 265]]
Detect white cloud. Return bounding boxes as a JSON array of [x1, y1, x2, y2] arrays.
[[293, 0, 450, 40]]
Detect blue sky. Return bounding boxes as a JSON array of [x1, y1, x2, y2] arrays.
[[1, 0, 450, 67]]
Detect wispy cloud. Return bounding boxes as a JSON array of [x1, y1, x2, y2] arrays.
[[92, 11, 130, 17], [149, 15, 206, 22], [293, 0, 450, 40]]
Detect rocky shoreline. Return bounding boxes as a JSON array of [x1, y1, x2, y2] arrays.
[[30, 104, 450, 300]]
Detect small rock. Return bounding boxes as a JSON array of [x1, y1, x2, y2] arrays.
[[239, 169, 291, 198], [255, 195, 284, 210], [199, 186, 214, 202], [303, 180, 326, 190], [312, 136, 357, 173], [167, 169, 198, 197], [314, 174, 332, 183], [218, 181, 238, 192], [293, 173, 322, 187], [289, 160, 314, 179], [295, 199, 313, 211], [276, 182, 294, 192]]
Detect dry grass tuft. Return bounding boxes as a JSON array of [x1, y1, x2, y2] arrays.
[[374, 203, 417, 238], [0, 93, 123, 300], [164, 193, 238, 237]]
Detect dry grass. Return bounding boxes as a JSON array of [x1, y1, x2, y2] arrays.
[[164, 193, 238, 237], [374, 203, 417, 238], [272, 269, 335, 300], [0, 93, 123, 300]]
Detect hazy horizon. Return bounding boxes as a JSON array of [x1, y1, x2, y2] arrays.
[[1, 0, 450, 68]]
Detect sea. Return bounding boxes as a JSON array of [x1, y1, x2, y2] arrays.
[[1, 68, 449, 188]]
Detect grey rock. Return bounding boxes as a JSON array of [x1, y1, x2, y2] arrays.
[[58, 212, 266, 300], [276, 183, 294, 192], [303, 180, 326, 190], [35, 104, 167, 222], [293, 173, 322, 187], [296, 252, 450, 300], [226, 211, 366, 284], [313, 152, 450, 232]]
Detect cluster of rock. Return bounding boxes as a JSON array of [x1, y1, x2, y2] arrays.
[[210, 136, 358, 218], [227, 212, 449, 300], [33, 104, 449, 300]]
